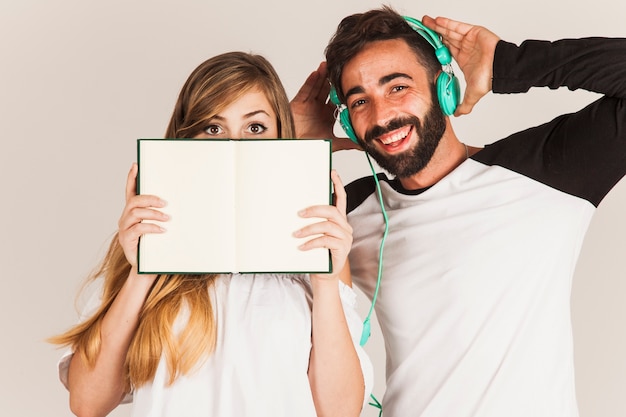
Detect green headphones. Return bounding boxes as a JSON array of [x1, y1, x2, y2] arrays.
[[329, 15, 461, 144]]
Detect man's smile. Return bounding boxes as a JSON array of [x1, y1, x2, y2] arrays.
[[376, 125, 414, 152]]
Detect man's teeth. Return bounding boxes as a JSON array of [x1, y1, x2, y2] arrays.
[[379, 131, 407, 145]]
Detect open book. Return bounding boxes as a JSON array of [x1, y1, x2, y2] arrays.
[[136, 138, 332, 274]]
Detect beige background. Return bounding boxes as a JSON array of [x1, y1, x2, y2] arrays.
[[1, 0, 625, 416]]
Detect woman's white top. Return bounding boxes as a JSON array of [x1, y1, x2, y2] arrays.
[[57, 273, 373, 417]]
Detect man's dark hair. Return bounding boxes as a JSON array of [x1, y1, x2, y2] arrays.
[[325, 5, 442, 103]]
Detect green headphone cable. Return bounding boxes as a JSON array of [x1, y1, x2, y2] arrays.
[[359, 152, 388, 417], [359, 152, 388, 347]]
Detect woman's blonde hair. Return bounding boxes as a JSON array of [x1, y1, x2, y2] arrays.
[[49, 51, 295, 391], [166, 51, 295, 139]]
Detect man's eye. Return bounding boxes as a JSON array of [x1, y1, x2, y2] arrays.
[[204, 125, 223, 135], [351, 99, 367, 109]]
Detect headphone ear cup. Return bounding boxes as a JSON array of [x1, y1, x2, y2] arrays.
[[329, 85, 341, 106], [338, 107, 359, 144], [436, 71, 460, 116], [330, 85, 359, 144]]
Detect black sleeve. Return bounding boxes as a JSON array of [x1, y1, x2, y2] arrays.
[[474, 38, 626, 207], [492, 38, 626, 98]]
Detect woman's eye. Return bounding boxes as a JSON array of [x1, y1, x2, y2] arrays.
[[204, 125, 223, 135], [248, 123, 268, 134]]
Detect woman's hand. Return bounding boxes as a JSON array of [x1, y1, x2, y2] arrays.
[[294, 170, 352, 281], [302, 170, 364, 416], [117, 163, 169, 267]]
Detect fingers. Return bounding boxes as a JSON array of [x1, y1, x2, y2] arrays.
[[118, 196, 168, 239], [422, 15, 474, 40], [294, 216, 352, 260], [330, 170, 346, 215], [118, 198, 168, 234], [296, 223, 351, 251], [296, 170, 350, 239], [292, 62, 329, 104], [291, 69, 319, 103], [122, 164, 165, 228], [422, 15, 475, 59], [295, 172, 353, 260], [295, 210, 352, 277], [119, 168, 169, 265], [125, 163, 138, 202], [124, 163, 169, 209], [117, 196, 168, 266], [119, 192, 167, 226], [314, 62, 331, 102], [297, 204, 350, 231]]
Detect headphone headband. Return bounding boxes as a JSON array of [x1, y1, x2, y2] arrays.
[[402, 16, 452, 66]]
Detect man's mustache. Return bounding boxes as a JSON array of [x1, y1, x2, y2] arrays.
[[364, 115, 422, 143]]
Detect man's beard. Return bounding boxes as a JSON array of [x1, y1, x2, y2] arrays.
[[360, 101, 446, 178]]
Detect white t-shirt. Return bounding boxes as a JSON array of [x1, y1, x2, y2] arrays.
[[344, 37, 626, 417], [58, 273, 373, 417]]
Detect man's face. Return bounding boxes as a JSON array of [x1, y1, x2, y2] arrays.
[[341, 39, 446, 178]]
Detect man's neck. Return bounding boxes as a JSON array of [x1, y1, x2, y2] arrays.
[[398, 126, 468, 190]]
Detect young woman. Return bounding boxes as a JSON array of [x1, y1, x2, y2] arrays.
[[50, 52, 371, 417]]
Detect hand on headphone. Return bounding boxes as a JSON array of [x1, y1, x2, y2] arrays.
[[422, 15, 500, 116], [291, 61, 362, 151]]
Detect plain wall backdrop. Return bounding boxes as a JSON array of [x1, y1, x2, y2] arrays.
[[2, 1, 625, 416]]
